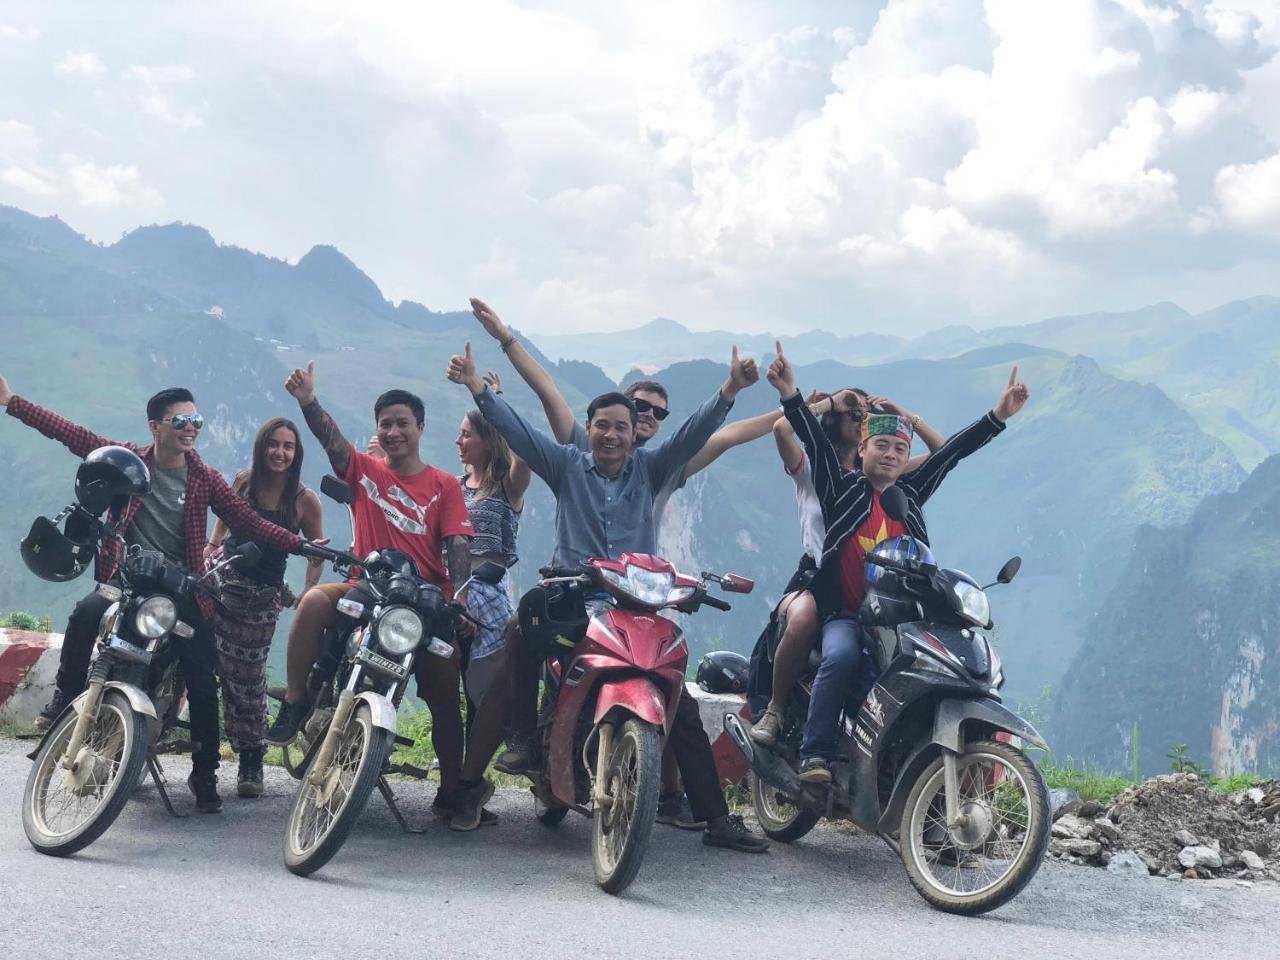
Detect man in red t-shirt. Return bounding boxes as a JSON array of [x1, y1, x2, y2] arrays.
[[266, 362, 475, 809]]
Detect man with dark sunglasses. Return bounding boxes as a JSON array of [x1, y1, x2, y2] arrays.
[[0, 376, 311, 812]]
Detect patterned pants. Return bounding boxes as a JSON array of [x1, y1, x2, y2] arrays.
[[210, 567, 283, 754]]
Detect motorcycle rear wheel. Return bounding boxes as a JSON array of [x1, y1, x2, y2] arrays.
[[22, 691, 148, 857], [899, 739, 1049, 915], [591, 718, 661, 894], [750, 773, 820, 842], [283, 704, 392, 877]]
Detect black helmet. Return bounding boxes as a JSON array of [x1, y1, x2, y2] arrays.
[[20, 507, 101, 582], [696, 650, 749, 695], [518, 583, 589, 657], [75, 446, 150, 515]]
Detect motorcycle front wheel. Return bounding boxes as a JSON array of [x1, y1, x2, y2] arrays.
[[22, 691, 148, 857], [591, 718, 661, 894], [899, 739, 1050, 915], [283, 704, 392, 877], [750, 772, 820, 842]]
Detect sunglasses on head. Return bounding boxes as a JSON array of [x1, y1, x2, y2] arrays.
[[632, 398, 670, 421], [159, 413, 204, 431]]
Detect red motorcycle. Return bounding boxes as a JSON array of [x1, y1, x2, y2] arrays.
[[523, 552, 752, 893]]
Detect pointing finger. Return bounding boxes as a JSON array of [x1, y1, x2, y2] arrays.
[[1008, 365, 1017, 387], [465, 340, 473, 361]]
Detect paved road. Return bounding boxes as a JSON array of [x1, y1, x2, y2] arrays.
[[0, 738, 1274, 960]]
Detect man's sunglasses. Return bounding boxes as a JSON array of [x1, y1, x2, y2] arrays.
[[632, 398, 670, 421], [159, 413, 205, 431]]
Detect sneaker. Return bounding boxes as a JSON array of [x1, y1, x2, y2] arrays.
[[449, 778, 496, 832], [749, 707, 784, 747], [494, 736, 539, 775], [703, 814, 769, 853], [237, 749, 264, 798], [188, 769, 223, 813], [656, 792, 706, 830], [798, 757, 832, 784], [431, 786, 498, 826], [265, 698, 310, 746], [33, 687, 73, 733]]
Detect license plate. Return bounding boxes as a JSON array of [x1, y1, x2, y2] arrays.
[[107, 635, 152, 664], [357, 648, 407, 677]]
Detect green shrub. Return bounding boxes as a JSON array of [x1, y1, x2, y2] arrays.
[[1040, 756, 1133, 805], [1, 612, 42, 630]]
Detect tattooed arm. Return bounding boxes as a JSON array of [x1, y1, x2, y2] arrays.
[[446, 535, 473, 596], [285, 361, 352, 476]]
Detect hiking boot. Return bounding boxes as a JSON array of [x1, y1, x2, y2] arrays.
[[749, 706, 784, 747], [431, 785, 498, 826], [265, 698, 309, 746], [798, 756, 832, 784], [494, 736, 539, 775], [449, 778, 497, 833], [237, 749, 264, 798], [188, 769, 223, 813], [656, 792, 706, 830], [703, 814, 769, 853], [33, 687, 73, 733]]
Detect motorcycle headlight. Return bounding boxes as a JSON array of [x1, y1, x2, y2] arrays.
[[134, 594, 177, 639], [376, 605, 424, 656], [601, 565, 679, 606], [953, 581, 991, 628]]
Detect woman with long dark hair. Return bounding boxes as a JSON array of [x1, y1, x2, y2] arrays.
[[204, 417, 325, 797]]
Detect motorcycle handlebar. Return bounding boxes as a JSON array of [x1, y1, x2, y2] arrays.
[[301, 542, 362, 568], [701, 595, 732, 612], [538, 564, 586, 579]]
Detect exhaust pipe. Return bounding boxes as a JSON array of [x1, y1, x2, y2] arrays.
[[723, 713, 803, 796]]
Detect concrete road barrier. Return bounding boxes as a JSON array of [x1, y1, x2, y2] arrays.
[[0, 630, 61, 728], [684, 682, 750, 786]]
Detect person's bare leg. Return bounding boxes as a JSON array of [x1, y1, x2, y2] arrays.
[[769, 591, 819, 714], [284, 588, 340, 703]]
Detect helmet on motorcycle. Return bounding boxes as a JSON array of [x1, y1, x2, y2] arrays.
[[518, 583, 589, 657], [864, 536, 935, 588], [696, 650, 749, 695], [75, 445, 150, 515], [20, 507, 101, 582]]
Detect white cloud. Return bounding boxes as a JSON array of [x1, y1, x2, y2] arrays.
[[1, 165, 56, 196], [0, 23, 41, 40], [61, 156, 161, 208], [53, 50, 106, 78], [1215, 152, 1280, 232]]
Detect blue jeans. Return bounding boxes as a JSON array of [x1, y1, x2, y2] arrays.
[[801, 614, 873, 762]]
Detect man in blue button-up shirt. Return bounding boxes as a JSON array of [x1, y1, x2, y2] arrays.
[[444, 341, 770, 851]]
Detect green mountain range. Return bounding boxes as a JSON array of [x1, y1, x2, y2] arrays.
[[0, 203, 1271, 774]]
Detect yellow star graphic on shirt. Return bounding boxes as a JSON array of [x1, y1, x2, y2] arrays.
[[858, 518, 892, 554]]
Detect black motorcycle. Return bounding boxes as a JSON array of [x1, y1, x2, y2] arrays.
[[21, 489, 259, 856], [726, 485, 1050, 915], [282, 475, 503, 876]]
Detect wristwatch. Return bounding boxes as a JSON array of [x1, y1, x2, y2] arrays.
[[910, 414, 922, 429]]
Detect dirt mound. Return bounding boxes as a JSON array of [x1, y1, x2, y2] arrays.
[[1049, 774, 1280, 881]]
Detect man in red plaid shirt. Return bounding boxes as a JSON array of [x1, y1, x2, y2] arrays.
[[1, 375, 309, 812]]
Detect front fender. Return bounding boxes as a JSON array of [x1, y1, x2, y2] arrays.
[[354, 691, 398, 734], [27, 683, 159, 760], [932, 697, 1048, 753], [594, 677, 667, 730]]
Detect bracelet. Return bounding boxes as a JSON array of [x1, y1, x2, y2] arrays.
[[499, 336, 515, 351], [911, 414, 922, 428]]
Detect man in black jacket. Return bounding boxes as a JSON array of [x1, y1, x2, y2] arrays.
[[765, 344, 1029, 782]]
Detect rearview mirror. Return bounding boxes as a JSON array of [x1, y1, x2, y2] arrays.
[[321, 474, 354, 505], [996, 556, 1021, 584], [880, 484, 908, 523], [720, 574, 754, 594], [473, 560, 507, 586]]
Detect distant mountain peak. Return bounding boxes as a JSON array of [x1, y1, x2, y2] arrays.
[[295, 244, 386, 308], [116, 221, 217, 251], [638, 317, 689, 335]]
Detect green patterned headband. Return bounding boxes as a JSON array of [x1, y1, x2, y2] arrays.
[[861, 413, 913, 444]]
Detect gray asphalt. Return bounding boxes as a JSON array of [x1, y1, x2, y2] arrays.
[[0, 737, 1274, 959]]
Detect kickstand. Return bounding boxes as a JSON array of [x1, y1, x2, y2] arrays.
[[147, 752, 188, 818], [377, 776, 425, 834]]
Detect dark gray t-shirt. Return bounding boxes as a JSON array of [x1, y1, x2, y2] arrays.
[[127, 463, 188, 565]]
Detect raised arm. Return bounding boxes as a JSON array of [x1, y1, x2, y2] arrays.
[[470, 298, 577, 444], [644, 344, 755, 489], [1, 375, 120, 458], [899, 366, 1028, 505], [448, 341, 570, 490], [285, 361, 352, 477], [682, 408, 782, 480], [768, 342, 843, 507], [504, 454, 532, 512]]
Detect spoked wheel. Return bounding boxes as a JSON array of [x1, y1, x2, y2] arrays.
[[750, 772, 819, 842], [283, 704, 392, 877], [591, 718, 661, 894], [900, 739, 1050, 915], [23, 691, 148, 856]]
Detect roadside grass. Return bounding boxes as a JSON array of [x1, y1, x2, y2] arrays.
[[1040, 755, 1265, 805]]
